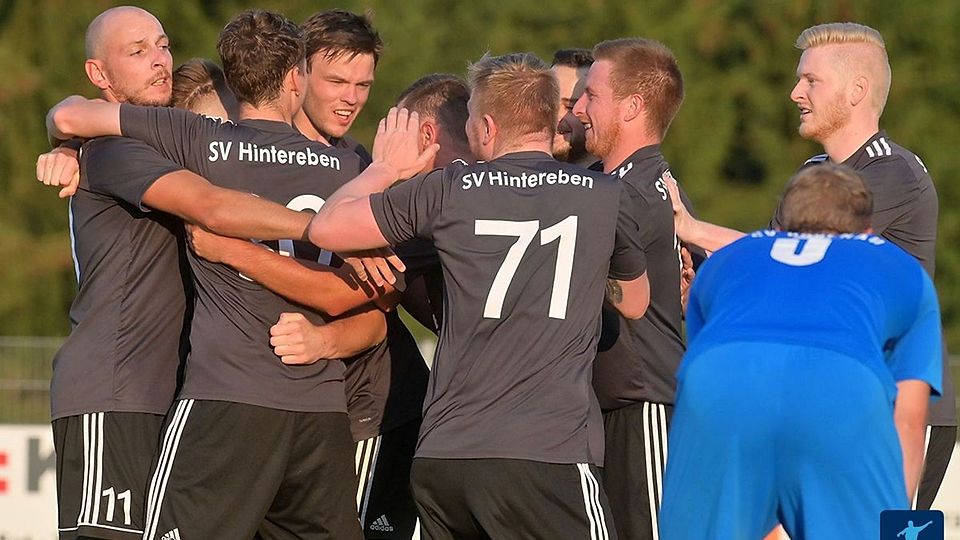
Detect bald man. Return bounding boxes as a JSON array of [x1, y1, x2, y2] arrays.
[[46, 8, 322, 539]]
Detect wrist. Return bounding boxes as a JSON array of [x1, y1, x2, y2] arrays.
[[365, 160, 401, 187]]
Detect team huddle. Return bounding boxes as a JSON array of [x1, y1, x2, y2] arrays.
[[35, 6, 954, 540]]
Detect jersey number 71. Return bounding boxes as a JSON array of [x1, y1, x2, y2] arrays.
[[475, 216, 577, 320]]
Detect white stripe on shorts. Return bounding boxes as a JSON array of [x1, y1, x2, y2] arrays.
[[143, 399, 194, 540], [577, 463, 609, 540], [355, 435, 382, 523]]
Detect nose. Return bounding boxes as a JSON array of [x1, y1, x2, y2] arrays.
[[572, 93, 587, 119], [789, 80, 803, 103], [152, 47, 171, 71], [342, 85, 358, 105]]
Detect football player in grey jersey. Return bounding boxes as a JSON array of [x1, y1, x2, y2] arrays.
[[572, 38, 694, 540], [308, 52, 651, 540], [38, 7, 334, 540]]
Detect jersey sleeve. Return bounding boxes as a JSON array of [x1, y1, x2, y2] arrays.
[[369, 169, 445, 245], [860, 156, 920, 235], [119, 104, 216, 170], [80, 137, 184, 210], [889, 269, 943, 396], [609, 182, 647, 280]]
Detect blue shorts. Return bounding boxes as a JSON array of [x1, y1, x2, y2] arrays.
[[659, 342, 907, 540]]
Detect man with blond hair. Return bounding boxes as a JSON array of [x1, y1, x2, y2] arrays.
[[572, 37, 698, 540], [306, 52, 653, 539], [659, 164, 941, 539], [669, 22, 955, 509], [783, 22, 955, 511]]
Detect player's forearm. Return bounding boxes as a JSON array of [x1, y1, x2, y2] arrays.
[[202, 189, 311, 242], [680, 219, 744, 254], [318, 308, 387, 359], [223, 244, 387, 317], [307, 162, 398, 251], [894, 380, 930, 502], [47, 96, 121, 142]]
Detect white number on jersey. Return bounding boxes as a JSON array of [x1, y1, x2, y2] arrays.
[[278, 194, 332, 265], [475, 216, 578, 319], [239, 194, 331, 282], [769, 237, 831, 266]]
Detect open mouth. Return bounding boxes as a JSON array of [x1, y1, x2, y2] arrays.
[[333, 109, 354, 121], [151, 77, 169, 87]]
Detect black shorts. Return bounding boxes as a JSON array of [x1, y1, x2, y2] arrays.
[[142, 399, 362, 540], [53, 411, 165, 540], [355, 417, 421, 539], [411, 458, 617, 540], [601, 401, 673, 540], [915, 424, 957, 510]]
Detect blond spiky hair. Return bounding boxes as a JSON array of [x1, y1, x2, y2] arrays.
[[795, 22, 891, 116], [795, 22, 885, 50]]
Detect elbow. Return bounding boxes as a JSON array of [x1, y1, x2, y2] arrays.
[[619, 299, 649, 320], [49, 106, 76, 140]]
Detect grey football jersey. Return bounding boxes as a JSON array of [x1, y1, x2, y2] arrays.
[[593, 146, 687, 410], [120, 105, 361, 413], [51, 137, 187, 419], [371, 151, 647, 464], [772, 130, 954, 425]]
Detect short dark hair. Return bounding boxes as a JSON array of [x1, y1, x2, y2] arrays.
[[780, 164, 873, 234], [217, 9, 305, 107], [593, 38, 684, 139], [171, 58, 228, 111], [301, 9, 383, 66], [397, 74, 470, 146], [551, 48, 593, 69]]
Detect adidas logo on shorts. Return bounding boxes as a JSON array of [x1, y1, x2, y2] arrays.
[[370, 514, 395, 532], [161, 528, 182, 540]]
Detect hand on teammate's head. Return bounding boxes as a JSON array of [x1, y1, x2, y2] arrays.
[[371, 107, 440, 180]]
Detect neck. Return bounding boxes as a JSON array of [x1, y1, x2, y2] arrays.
[[602, 130, 660, 174], [820, 117, 880, 163], [293, 111, 331, 144], [239, 101, 294, 124], [491, 132, 552, 160]]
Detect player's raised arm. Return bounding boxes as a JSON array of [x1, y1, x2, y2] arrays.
[[664, 173, 744, 253], [308, 107, 438, 251], [46, 95, 121, 143]]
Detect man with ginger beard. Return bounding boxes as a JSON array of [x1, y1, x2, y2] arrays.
[[572, 38, 701, 540]]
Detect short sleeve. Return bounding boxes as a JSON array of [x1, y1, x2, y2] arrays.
[[888, 269, 943, 396], [370, 169, 445, 245], [80, 137, 183, 209], [119, 104, 217, 169], [859, 156, 920, 235], [608, 182, 647, 280]]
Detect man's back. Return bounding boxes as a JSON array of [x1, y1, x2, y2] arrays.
[[686, 230, 942, 400], [371, 151, 646, 464], [119, 104, 362, 413]]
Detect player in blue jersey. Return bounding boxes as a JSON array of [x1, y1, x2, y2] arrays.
[[659, 163, 942, 540]]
